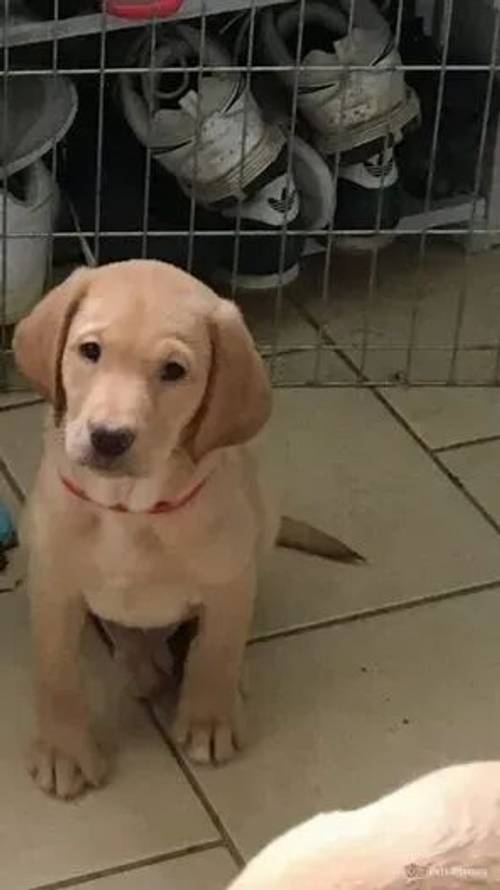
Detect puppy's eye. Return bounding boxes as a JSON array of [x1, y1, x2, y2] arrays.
[[79, 341, 101, 363], [160, 361, 186, 382]]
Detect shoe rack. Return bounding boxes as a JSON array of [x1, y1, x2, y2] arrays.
[[0, 0, 292, 48], [0, 0, 496, 252], [308, 0, 494, 255]]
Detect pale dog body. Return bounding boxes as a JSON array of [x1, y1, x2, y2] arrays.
[[15, 263, 499, 886], [29, 429, 274, 630], [15, 260, 278, 798], [228, 762, 500, 889]]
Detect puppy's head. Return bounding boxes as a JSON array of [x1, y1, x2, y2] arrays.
[[14, 260, 271, 476]]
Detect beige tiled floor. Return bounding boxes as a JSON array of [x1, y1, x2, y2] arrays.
[[0, 594, 217, 890], [291, 238, 500, 385], [440, 440, 500, 525], [3, 249, 500, 888], [384, 387, 500, 449], [164, 587, 500, 858], [78, 850, 237, 889]]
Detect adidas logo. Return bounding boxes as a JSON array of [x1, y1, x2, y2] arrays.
[[365, 151, 394, 179], [268, 186, 297, 215]]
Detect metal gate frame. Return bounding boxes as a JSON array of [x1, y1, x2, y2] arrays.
[[1, 0, 500, 391]]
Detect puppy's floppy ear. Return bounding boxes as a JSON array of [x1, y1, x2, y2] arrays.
[[13, 267, 91, 412], [191, 299, 272, 460]]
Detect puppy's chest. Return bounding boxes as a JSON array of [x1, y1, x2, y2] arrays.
[[82, 500, 255, 628], [83, 516, 198, 627]]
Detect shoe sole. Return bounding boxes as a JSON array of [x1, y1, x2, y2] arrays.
[[214, 262, 300, 291], [316, 87, 421, 159], [7, 80, 78, 177], [335, 232, 396, 252]]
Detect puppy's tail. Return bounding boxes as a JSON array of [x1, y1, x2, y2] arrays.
[[277, 516, 365, 565]]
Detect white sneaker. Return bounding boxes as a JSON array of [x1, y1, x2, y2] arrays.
[[2, 161, 59, 324], [119, 23, 285, 207], [0, 75, 77, 175], [260, 1, 420, 157]]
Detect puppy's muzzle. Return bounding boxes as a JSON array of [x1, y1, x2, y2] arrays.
[[90, 425, 136, 460]]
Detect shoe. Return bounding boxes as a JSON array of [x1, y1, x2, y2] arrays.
[[119, 23, 285, 206], [211, 137, 333, 289], [210, 144, 304, 290], [341, 0, 394, 33], [0, 74, 77, 175], [334, 146, 401, 250], [63, 76, 217, 272], [259, 0, 420, 159], [119, 24, 305, 289], [65, 77, 303, 287], [395, 13, 499, 200], [2, 160, 60, 324]]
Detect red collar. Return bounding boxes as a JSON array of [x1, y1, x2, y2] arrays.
[[59, 472, 208, 515]]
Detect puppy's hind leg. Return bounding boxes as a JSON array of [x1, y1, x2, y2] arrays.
[[105, 623, 174, 701]]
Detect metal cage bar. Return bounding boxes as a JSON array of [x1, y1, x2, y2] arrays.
[[1, 0, 500, 392]]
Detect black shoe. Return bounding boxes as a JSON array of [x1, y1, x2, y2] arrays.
[[118, 22, 305, 290], [335, 147, 401, 250], [395, 13, 499, 200], [63, 76, 305, 287], [210, 144, 305, 290]]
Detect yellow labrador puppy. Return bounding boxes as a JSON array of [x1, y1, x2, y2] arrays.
[[227, 762, 500, 889], [14, 260, 358, 800]]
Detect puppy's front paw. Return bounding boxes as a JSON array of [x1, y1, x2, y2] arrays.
[[173, 695, 246, 765], [28, 736, 109, 800]]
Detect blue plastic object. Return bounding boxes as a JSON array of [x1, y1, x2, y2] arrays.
[[0, 503, 17, 549]]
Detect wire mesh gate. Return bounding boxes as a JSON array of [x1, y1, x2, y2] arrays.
[[1, 0, 500, 390]]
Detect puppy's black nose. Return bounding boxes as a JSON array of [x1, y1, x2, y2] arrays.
[[90, 426, 135, 459]]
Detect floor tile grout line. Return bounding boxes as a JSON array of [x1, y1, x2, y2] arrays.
[[0, 396, 43, 413], [147, 706, 247, 871], [92, 619, 246, 873], [28, 840, 225, 890], [289, 300, 500, 539], [374, 391, 500, 536], [249, 578, 500, 645], [433, 433, 500, 454], [21, 596, 500, 888]]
